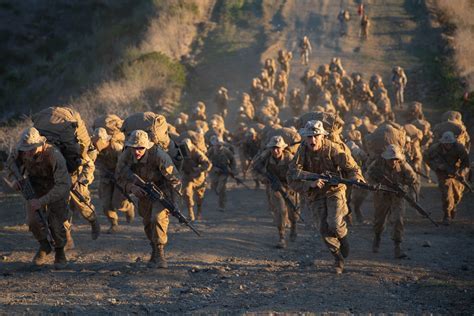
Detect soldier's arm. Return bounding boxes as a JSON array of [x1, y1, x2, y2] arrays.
[[250, 149, 270, 174], [287, 146, 314, 194], [401, 161, 419, 188], [196, 150, 212, 173], [77, 154, 95, 186], [458, 145, 470, 175], [333, 146, 365, 182], [38, 149, 72, 207], [155, 148, 182, 194]]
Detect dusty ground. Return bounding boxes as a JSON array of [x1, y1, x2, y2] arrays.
[[1, 0, 473, 314]]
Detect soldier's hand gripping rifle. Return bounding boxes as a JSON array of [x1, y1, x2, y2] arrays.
[[101, 169, 135, 204], [255, 167, 304, 223], [382, 175, 439, 227], [8, 161, 55, 248], [292, 169, 399, 194], [129, 173, 201, 236], [214, 163, 251, 190]]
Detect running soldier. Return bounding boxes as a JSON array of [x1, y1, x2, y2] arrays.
[[391, 66, 408, 109], [424, 131, 470, 225], [299, 36, 312, 65], [215, 87, 229, 118], [116, 130, 182, 268], [367, 145, 419, 258], [91, 128, 135, 234], [207, 135, 237, 212], [6, 127, 71, 269], [277, 49, 293, 75], [180, 138, 212, 221], [288, 120, 365, 274], [252, 136, 298, 249], [360, 14, 370, 39]]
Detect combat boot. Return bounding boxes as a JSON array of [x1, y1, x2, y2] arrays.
[[126, 208, 135, 223], [90, 219, 101, 240], [156, 245, 168, 269], [289, 225, 297, 242], [64, 229, 75, 250], [394, 242, 407, 259], [32, 240, 52, 266], [276, 232, 286, 249], [196, 204, 203, 221], [334, 252, 344, 275], [54, 247, 68, 270], [107, 219, 119, 234], [340, 236, 350, 258], [372, 234, 381, 253], [147, 242, 158, 268]]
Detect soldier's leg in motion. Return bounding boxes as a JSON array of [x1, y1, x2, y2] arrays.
[[27, 206, 53, 266], [48, 200, 69, 269], [217, 174, 228, 212], [183, 180, 196, 222], [268, 187, 287, 248], [63, 219, 74, 250], [69, 184, 100, 240], [372, 193, 391, 253], [352, 188, 368, 223], [441, 178, 464, 224], [99, 181, 118, 234], [287, 191, 298, 242], [151, 203, 170, 269], [113, 188, 135, 224], [195, 178, 206, 220], [391, 198, 406, 259]]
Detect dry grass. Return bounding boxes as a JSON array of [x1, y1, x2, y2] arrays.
[[435, 0, 474, 91]]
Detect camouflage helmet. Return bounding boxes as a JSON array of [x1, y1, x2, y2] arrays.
[[381, 144, 404, 160], [440, 131, 457, 144], [266, 135, 287, 149], [125, 130, 154, 149], [299, 120, 329, 137], [17, 127, 47, 152], [92, 127, 111, 142]]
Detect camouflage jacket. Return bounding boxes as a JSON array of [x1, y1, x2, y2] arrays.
[[367, 157, 418, 192], [423, 142, 470, 178], [116, 145, 182, 195], [7, 143, 71, 206], [181, 147, 212, 182], [95, 140, 123, 184], [252, 148, 294, 185], [207, 146, 237, 175], [288, 139, 364, 200]]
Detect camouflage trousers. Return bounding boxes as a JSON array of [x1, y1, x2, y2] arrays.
[[210, 172, 228, 211], [349, 187, 368, 222], [300, 49, 310, 65], [27, 199, 68, 248], [373, 192, 405, 243], [307, 190, 349, 255], [437, 173, 465, 219], [266, 185, 297, 236], [183, 173, 207, 214], [395, 86, 405, 108], [99, 181, 134, 224], [137, 198, 170, 245]]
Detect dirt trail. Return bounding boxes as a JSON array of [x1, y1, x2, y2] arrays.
[[1, 0, 473, 314]]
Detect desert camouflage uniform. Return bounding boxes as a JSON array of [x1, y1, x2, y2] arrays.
[[289, 88, 305, 117], [208, 143, 237, 212], [424, 141, 470, 223], [181, 141, 212, 221]]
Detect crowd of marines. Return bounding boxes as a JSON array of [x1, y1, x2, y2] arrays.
[[3, 36, 471, 275]]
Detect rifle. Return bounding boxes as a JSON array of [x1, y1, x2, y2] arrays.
[[382, 176, 439, 227], [256, 167, 304, 223], [214, 163, 251, 190], [292, 170, 399, 194], [129, 173, 201, 236], [8, 160, 55, 248], [70, 184, 96, 213], [101, 169, 135, 203]]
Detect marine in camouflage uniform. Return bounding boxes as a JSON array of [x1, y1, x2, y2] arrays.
[[252, 136, 297, 249], [91, 128, 134, 234], [391, 66, 407, 109], [424, 131, 470, 225], [367, 145, 419, 258], [288, 121, 365, 274], [116, 130, 182, 268], [6, 127, 71, 269], [299, 36, 312, 65], [274, 71, 288, 108], [207, 136, 237, 212], [215, 87, 229, 119], [277, 49, 292, 76], [289, 88, 305, 117], [180, 138, 212, 221]]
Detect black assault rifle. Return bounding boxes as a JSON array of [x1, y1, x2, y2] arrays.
[[292, 170, 399, 194], [213, 163, 251, 190], [382, 176, 439, 227], [129, 173, 201, 236], [101, 169, 135, 203], [255, 167, 304, 223]]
